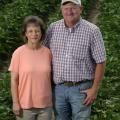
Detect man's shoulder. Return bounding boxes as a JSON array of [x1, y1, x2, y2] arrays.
[[81, 19, 99, 31], [49, 19, 64, 28]]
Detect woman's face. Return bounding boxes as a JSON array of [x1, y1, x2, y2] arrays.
[[25, 24, 42, 44]]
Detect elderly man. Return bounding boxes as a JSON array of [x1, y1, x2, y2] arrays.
[[45, 0, 106, 120]]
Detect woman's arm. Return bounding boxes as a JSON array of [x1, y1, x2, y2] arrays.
[[11, 72, 21, 116]]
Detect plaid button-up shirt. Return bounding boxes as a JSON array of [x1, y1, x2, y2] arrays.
[[45, 18, 106, 84]]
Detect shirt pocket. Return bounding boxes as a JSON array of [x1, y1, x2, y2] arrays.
[[71, 44, 89, 71], [71, 44, 88, 60]]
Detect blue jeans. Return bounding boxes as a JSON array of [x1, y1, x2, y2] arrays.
[[53, 80, 93, 120]]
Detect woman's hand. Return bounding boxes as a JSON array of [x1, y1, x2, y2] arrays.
[[13, 102, 21, 116]]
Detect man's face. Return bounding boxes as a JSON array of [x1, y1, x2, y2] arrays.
[[61, 2, 83, 26]]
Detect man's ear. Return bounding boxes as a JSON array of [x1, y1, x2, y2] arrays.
[[60, 5, 63, 14], [60, 5, 62, 11], [79, 5, 83, 14], [80, 5, 83, 11]]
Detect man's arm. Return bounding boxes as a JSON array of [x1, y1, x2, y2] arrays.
[[92, 62, 106, 90], [82, 27, 106, 106], [82, 62, 106, 106]]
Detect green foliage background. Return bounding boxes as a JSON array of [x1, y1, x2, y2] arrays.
[[0, 0, 120, 120]]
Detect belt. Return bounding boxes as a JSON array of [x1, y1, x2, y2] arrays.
[[60, 80, 87, 87]]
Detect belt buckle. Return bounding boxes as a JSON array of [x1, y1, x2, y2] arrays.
[[63, 82, 72, 87], [73, 82, 76, 86]]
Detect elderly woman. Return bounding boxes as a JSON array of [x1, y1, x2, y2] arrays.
[[9, 16, 52, 120]]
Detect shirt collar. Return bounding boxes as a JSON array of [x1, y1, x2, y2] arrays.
[[63, 17, 82, 29]]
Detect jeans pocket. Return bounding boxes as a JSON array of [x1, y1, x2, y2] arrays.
[[79, 81, 93, 91], [79, 90, 87, 101]]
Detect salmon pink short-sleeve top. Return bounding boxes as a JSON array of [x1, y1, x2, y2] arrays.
[[9, 45, 52, 109]]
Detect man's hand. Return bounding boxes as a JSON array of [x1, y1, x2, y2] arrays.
[[81, 87, 98, 106], [13, 102, 21, 116]]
